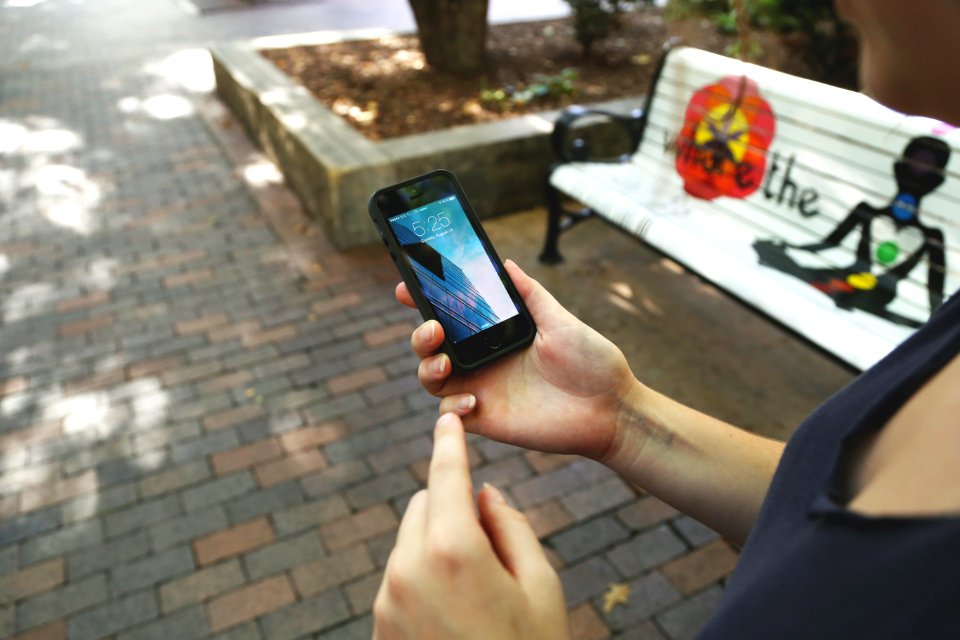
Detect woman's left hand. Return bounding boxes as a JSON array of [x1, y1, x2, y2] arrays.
[[373, 413, 570, 640]]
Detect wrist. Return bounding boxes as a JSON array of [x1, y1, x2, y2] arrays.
[[600, 379, 668, 479]]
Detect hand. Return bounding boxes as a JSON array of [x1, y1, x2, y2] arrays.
[[373, 413, 569, 640], [397, 259, 639, 461]]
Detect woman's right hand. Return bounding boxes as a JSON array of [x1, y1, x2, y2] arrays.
[[396, 259, 641, 463]]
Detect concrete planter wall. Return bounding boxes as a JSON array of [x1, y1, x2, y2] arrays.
[[210, 41, 642, 248]]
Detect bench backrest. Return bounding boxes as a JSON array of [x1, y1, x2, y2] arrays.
[[632, 46, 960, 368]]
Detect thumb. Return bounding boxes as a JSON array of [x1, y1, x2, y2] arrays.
[[478, 482, 554, 584], [503, 259, 572, 332]]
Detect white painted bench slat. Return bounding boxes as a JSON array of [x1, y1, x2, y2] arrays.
[[546, 46, 960, 370]]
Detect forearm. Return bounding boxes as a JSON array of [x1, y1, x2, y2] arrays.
[[603, 381, 785, 546]]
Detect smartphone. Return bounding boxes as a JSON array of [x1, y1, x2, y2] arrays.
[[368, 170, 536, 371]]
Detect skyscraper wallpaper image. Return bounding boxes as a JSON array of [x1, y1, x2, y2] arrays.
[[388, 196, 519, 343]]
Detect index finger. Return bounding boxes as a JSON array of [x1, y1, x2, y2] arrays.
[[427, 413, 476, 526]]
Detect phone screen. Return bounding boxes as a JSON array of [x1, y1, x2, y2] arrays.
[[387, 194, 520, 343]]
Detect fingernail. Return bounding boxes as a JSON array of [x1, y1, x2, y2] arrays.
[[458, 395, 476, 411], [432, 355, 446, 375], [483, 483, 506, 504]]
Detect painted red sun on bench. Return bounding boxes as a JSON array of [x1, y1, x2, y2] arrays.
[[675, 75, 776, 201]]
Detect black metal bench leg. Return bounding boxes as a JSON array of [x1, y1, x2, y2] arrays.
[[539, 181, 564, 264]]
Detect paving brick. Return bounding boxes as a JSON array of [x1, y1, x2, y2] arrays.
[[673, 516, 720, 547], [225, 481, 304, 523], [202, 371, 253, 393], [654, 585, 723, 640], [259, 588, 351, 640], [661, 539, 738, 596], [0, 421, 62, 455], [243, 530, 325, 580], [561, 477, 637, 521], [138, 460, 212, 498], [607, 525, 689, 580], [599, 571, 684, 632], [194, 518, 275, 565], [171, 429, 241, 464], [17, 574, 108, 633], [290, 544, 375, 597], [551, 516, 631, 563], [524, 450, 579, 473], [568, 603, 610, 640], [203, 405, 265, 431], [11, 620, 67, 640], [344, 570, 382, 614], [254, 449, 327, 487], [161, 361, 222, 387], [320, 504, 399, 551], [363, 322, 415, 348], [68, 531, 150, 579], [58, 314, 113, 338], [615, 621, 668, 640], [117, 604, 209, 640], [181, 473, 256, 512], [112, 546, 195, 594], [326, 366, 387, 395], [68, 589, 159, 640], [367, 435, 433, 474], [345, 469, 418, 510], [524, 500, 575, 539], [0, 545, 19, 576], [126, 355, 183, 380], [560, 556, 621, 607], [19, 470, 99, 513], [159, 560, 246, 613], [210, 437, 281, 475], [272, 494, 351, 537], [470, 455, 534, 490], [310, 291, 363, 316], [278, 422, 344, 453], [149, 506, 229, 551], [511, 461, 610, 509], [616, 497, 680, 532], [316, 615, 373, 640], [175, 313, 229, 335], [302, 392, 367, 424], [0, 559, 63, 604], [207, 575, 296, 633], [105, 495, 181, 539], [164, 268, 213, 288], [22, 519, 103, 564]]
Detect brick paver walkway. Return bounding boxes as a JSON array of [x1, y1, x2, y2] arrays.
[[1, 1, 737, 638]]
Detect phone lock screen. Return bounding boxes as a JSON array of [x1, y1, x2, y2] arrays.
[[387, 195, 520, 343], [370, 170, 535, 371]]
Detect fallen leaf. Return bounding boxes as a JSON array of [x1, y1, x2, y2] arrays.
[[294, 222, 307, 235], [310, 262, 322, 273], [245, 388, 256, 398], [631, 53, 652, 66], [602, 582, 630, 614]]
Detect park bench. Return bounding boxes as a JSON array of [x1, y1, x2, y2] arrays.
[[540, 44, 960, 371]]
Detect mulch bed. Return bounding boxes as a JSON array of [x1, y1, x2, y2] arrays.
[[260, 7, 816, 141]]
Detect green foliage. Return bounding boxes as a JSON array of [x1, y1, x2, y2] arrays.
[[480, 69, 579, 109], [665, 0, 858, 88], [563, 0, 652, 57]]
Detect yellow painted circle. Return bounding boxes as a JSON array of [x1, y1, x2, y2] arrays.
[[694, 104, 750, 163], [846, 272, 878, 290]]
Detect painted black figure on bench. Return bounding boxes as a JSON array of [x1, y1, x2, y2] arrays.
[[754, 136, 949, 327]]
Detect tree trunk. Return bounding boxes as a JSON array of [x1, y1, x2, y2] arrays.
[[407, 0, 490, 75]]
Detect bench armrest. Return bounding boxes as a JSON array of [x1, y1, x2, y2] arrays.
[[550, 105, 646, 164]]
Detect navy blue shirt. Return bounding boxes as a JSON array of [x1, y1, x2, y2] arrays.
[[698, 294, 960, 639]]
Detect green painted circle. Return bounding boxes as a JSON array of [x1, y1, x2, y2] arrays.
[[876, 241, 899, 265]]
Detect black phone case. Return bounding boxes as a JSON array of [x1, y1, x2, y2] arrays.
[[368, 170, 535, 371]]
